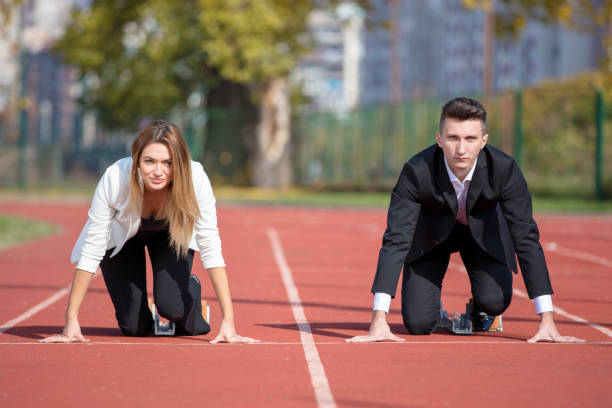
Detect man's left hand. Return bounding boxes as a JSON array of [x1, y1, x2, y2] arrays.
[[527, 311, 585, 343]]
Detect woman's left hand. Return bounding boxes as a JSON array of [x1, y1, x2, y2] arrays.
[[210, 318, 259, 344]]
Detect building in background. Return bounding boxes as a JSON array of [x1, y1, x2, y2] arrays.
[[0, 0, 76, 139], [292, 10, 345, 111], [295, 0, 602, 110], [0, 0, 113, 186]]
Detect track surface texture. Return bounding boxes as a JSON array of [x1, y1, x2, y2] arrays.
[[1, 200, 611, 407]]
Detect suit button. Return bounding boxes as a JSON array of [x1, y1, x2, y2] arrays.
[[434, 240, 440, 245], [420, 250, 425, 255]]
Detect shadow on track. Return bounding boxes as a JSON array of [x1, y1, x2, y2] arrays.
[[259, 321, 534, 342], [3, 325, 123, 340]]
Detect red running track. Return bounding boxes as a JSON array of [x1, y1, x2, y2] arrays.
[[1, 200, 611, 407]]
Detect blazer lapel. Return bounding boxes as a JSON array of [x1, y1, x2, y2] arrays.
[[434, 149, 458, 216], [466, 149, 487, 215]]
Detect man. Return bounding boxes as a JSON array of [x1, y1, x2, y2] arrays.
[[347, 97, 583, 343]]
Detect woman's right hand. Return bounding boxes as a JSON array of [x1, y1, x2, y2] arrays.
[[39, 316, 89, 343], [40, 269, 93, 343]]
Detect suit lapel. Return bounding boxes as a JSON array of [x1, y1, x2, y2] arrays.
[[466, 149, 487, 215], [434, 149, 458, 216]]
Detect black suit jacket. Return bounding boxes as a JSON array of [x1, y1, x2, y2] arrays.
[[371, 144, 553, 299]]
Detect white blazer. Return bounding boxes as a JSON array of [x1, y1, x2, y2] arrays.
[[71, 157, 225, 274]]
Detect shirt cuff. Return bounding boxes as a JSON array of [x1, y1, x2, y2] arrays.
[[200, 254, 226, 270], [75, 257, 100, 274], [373, 292, 392, 314], [534, 294, 553, 314]]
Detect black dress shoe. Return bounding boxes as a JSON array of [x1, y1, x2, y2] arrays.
[[470, 299, 500, 332], [471, 309, 496, 332]]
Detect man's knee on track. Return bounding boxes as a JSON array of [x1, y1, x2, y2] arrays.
[[474, 293, 511, 316], [402, 314, 437, 335]]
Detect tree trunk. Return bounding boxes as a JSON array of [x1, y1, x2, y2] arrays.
[[252, 77, 292, 188]]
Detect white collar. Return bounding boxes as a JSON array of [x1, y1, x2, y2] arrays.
[[443, 156, 478, 185]]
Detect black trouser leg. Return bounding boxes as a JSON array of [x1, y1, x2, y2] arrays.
[[100, 228, 211, 337], [460, 237, 513, 316], [100, 239, 154, 337], [401, 223, 513, 335], [401, 246, 450, 335], [147, 232, 211, 336]]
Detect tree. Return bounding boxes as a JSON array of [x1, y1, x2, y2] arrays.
[[45, 0, 365, 188], [54, 0, 211, 129], [197, 0, 314, 188]]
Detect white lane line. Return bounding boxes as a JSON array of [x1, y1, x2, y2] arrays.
[[512, 288, 612, 339], [0, 286, 70, 335], [266, 227, 336, 408], [543, 242, 612, 268], [2, 341, 610, 346], [449, 262, 612, 339]]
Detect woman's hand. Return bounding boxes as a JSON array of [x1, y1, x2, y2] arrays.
[[207, 267, 259, 344], [39, 269, 93, 343], [39, 316, 89, 343], [210, 318, 259, 344]]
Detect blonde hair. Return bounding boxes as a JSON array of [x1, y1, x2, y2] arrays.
[[129, 120, 199, 257]]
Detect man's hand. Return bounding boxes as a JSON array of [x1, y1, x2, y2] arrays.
[[346, 310, 405, 343], [527, 311, 585, 343]]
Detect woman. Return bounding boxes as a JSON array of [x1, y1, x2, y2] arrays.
[[41, 120, 257, 343]]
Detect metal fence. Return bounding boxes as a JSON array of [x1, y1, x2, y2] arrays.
[[0, 84, 609, 198], [293, 88, 610, 198]]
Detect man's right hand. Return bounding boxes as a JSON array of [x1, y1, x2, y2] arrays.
[[346, 310, 405, 343]]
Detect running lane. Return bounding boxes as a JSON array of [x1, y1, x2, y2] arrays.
[[1, 202, 611, 407], [0, 202, 315, 407], [263, 208, 612, 408]]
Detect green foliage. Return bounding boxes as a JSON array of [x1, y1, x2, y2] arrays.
[[55, 0, 207, 129], [517, 72, 612, 197], [52, 0, 362, 130], [198, 0, 312, 84]]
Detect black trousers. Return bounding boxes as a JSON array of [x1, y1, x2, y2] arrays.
[[401, 223, 513, 335], [100, 221, 211, 337]]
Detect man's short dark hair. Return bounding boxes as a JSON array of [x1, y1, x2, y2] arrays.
[[439, 97, 487, 134]]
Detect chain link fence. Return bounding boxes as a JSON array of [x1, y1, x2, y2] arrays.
[[1, 82, 610, 198], [294, 88, 611, 198]]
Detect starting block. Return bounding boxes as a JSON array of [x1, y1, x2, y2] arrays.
[[148, 297, 210, 336], [440, 300, 503, 335], [440, 301, 473, 334]]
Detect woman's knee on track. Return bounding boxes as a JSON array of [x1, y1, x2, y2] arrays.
[[118, 314, 153, 337], [154, 295, 187, 322]]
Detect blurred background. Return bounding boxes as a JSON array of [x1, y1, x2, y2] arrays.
[[0, 0, 610, 202]]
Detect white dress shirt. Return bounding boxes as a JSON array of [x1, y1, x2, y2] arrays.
[[71, 157, 225, 274], [374, 157, 553, 315]]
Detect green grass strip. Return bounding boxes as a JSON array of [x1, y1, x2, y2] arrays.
[[0, 215, 60, 250], [215, 187, 612, 213]]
